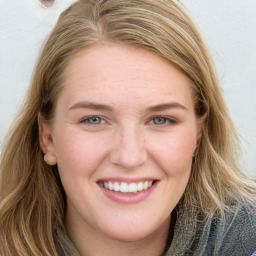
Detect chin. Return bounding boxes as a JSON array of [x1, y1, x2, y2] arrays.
[[97, 214, 169, 243], [102, 226, 154, 242]]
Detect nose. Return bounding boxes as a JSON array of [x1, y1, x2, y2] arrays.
[[109, 125, 147, 169]]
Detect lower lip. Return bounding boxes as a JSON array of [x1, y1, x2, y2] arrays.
[[98, 182, 158, 204]]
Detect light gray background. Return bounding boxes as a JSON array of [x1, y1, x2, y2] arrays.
[[0, 0, 255, 177]]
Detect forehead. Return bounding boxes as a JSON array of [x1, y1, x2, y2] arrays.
[[60, 43, 194, 110]]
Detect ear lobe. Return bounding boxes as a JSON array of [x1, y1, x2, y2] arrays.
[[38, 113, 57, 165]]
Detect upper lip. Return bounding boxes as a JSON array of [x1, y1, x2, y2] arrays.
[[97, 177, 159, 183]]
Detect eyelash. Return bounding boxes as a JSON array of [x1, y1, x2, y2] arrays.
[[80, 116, 106, 125], [147, 116, 177, 126], [79, 115, 177, 126]]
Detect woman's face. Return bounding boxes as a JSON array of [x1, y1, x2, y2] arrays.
[[41, 43, 203, 242]]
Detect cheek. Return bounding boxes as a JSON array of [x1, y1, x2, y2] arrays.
[[148, 128, 196, 175], [53, 128, 109, 177]]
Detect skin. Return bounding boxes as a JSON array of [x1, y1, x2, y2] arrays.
[[40, 43, 203, 256]]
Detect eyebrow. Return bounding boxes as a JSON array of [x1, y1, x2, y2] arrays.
[[68, 101, 187, 112], [68, 102, 114, 112], [147, 102, 188, 112]]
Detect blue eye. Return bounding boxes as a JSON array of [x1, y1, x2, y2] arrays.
[[152, 117, 167, 125], [82, 116, 104, 125], [150, 117, 176, 125]]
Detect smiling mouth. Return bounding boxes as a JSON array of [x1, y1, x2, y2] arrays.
[[98, 180, 158, 193]]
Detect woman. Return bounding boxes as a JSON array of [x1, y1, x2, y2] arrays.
[[1, 0, 256, 255]]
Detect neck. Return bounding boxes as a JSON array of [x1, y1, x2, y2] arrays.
[[65, 215, 171, 256]]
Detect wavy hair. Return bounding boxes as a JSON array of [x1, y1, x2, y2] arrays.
[[1, 0, 255, 255]]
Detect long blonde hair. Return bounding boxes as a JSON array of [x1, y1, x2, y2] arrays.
[[1, 0, 255, 255]]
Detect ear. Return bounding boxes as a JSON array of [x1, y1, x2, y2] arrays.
[[196, 117, 204, 146], [38, 113, 57, 165]]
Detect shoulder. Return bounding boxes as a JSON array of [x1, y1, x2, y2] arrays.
[[211, 201, 256, 255], [165, 199, 256, 256]]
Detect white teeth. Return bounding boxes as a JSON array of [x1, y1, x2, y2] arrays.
[[104, 182, 109, 189], [143, 181, 149, 190], [120, 182, 129, 193], [137, 182, 144, 192], [100, 180, 155, 193], [128, 183, 137, 193], [108, 181, 114, 191], [114, 182, 120, 192]]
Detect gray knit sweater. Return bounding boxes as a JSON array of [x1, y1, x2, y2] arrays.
[[55, 201, 256, 256]]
